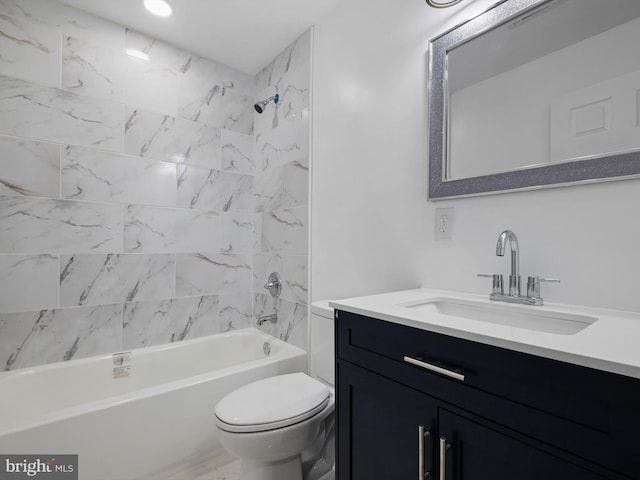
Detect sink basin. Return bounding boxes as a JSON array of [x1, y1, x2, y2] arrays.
[[401, 297, 597, 335]]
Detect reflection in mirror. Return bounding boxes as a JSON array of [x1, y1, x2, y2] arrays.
[[428, 0, 640, 199]]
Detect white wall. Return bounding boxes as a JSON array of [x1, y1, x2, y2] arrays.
[[311, 0, 640, 313]]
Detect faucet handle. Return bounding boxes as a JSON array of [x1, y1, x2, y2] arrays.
[[477, 274, 504, 295], [527, 276, 560, 304]]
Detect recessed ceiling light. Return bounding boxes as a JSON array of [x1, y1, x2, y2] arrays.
[[143, 0, 173, 17]]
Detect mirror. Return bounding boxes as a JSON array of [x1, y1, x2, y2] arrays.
[[428, 0, 640, 199]]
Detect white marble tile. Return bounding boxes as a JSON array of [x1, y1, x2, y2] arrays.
[[63, 34, 254, 123], [60, 254, 175, 307], [256, 30, 311, 93], [0, 135, 60, 197], [282, 255, 308, 305], [123, 295, 219, 349], [0, 304, 123, 371], [124, 206, 221, 254], [0, 254, 58, 314], [253, 166, 283, 213], [221, 130, 254, 173], [125, 29, 196, 77], [253, 211, 262, 253], [176, 253, 251, 297], [257, 115, 310, 171], [219, 293, 254, 332], [178, 86, 254, 135], [126, 29, 254, 96], [0, 75, 125, 151], [0, 2, 60, 88], [0, 0, 125, 89], [177, 165, 253, 212], [220, 213, 253, 254], [62, 35, 128, 100], [0, 0, 125, 49], [254, 294, 308, 350], [283, 158, 309, 208], [62, 146, 177, 206], [0, 196, 123, 254], [260, 206, 308, 255], [125, 108, 221, 169], [276, 299, 308, 350], [62, 35, 181, 117], [180, 51, 254, 98], [255, 30, 311, 120]]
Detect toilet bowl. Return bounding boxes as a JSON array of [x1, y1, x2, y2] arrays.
[[214, 301, 335, 480], [215, 372, 334, 480]]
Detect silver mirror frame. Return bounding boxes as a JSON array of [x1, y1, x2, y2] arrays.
[[428, 0, 640, 200]]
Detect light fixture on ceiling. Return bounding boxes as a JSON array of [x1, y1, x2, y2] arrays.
[[425, 0, 463, 7], [143, 0, 173, 17]]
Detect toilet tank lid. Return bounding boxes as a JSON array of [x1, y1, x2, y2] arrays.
[[311, 300, 334, 319], [215, 373, 330, 426]]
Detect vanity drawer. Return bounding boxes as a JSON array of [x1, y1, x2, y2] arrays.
[[336, 309, 640, 477]]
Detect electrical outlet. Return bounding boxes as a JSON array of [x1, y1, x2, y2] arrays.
[[434, 207, 454, 240]]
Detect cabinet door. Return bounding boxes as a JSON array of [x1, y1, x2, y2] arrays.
[[337, 361, 437, 480], [438, 409, 625, 480]]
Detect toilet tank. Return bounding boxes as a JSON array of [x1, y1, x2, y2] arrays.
[[310, 300, 335, 387]]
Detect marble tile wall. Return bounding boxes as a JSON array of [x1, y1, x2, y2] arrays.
[[0, 0, 272, 371], [253, 31, 311, 351]]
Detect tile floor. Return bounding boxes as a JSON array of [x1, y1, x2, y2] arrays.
[[139, 450, 240, 480], [138, 449, 335, 480]]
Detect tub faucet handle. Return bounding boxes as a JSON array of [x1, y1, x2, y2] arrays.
[[264, 272, 282, 298]]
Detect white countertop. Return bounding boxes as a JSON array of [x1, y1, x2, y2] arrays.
[[330, 288, 640, 380]]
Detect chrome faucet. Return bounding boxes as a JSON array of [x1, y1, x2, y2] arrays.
[[496, 229, 520, 297], [258, 272, 281, 326], [478, 230, 560, 306], [257, 313, 278, 326]]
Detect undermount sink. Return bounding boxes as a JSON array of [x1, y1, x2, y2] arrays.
[[401, 297, 597, 335]]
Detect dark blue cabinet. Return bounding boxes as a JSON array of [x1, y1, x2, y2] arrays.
[[336, 309, 639, 480], [337, 362, 437, 479]]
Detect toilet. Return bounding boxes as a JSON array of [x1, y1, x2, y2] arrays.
[[214, 301, 335, 480]]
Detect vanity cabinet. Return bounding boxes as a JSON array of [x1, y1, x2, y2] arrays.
[[336, 310, 640, 480]]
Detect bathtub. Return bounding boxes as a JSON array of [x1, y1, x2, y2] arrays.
[[0, 328, 307, 480]]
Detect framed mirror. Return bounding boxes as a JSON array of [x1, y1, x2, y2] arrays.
[[428, 0, 640, 199]]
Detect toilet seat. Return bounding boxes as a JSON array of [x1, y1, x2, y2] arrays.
[[215, 373, 331, 434]]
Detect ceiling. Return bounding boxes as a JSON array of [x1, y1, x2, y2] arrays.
[[59, 0, 345, 75]]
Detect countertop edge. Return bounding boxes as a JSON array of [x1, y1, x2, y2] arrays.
[[330, 289, 640, 380]]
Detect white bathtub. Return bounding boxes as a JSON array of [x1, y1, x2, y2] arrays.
[[0, 328, 307, 480]]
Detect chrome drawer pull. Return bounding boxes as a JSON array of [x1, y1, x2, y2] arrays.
[[418, 425, 431, 479], [403, 356, 465, 382]]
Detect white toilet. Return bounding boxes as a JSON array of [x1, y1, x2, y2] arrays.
[[214, 301, 335, 480]]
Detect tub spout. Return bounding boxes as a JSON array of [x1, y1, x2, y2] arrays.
[[258, 313, 278, 326]]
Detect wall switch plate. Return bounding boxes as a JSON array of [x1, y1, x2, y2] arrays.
[[434, 207, 454, 240]]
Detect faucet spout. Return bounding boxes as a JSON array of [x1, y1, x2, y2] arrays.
[[496, 230, 520, 296]]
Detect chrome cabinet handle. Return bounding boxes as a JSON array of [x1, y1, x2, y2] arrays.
[[404, 356, 465, 382], [418, 425, 431, 479], [439, 437, 450, 480]]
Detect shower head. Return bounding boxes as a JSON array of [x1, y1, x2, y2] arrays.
[[254, 93, 280, 114]]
